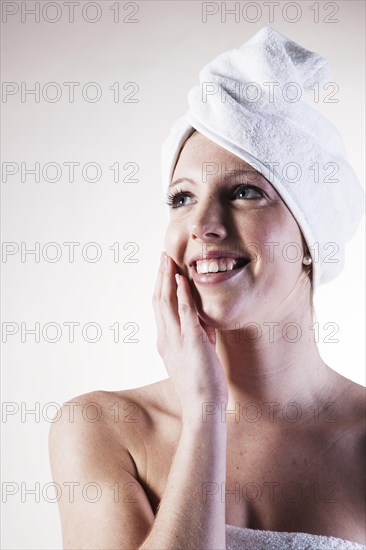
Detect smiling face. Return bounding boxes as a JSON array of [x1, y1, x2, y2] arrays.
[[164, 131, 312, 328]]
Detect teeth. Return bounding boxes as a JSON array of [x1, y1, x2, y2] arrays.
[[196, 258, 236, 274]]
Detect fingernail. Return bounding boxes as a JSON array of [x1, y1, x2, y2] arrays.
[[175, 273, 180, 285], [160, 251, 164, 265], [164, 254, 168, 269]]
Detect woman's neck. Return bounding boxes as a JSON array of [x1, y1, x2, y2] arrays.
[[214, 307, 336, 427]]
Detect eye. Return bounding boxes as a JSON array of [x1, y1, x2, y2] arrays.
[[165, 182, 264, 209], [232, 183, 264, 200], [165, 188, 193, 209]]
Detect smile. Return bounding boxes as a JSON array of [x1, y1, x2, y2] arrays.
[[195, 257, 249, 274], [191, 258, 250, 285]]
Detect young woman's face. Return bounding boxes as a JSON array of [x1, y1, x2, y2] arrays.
[[164, 132, 310, 328]]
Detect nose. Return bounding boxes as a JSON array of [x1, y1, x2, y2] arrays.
[[190, 196, 228, 241]]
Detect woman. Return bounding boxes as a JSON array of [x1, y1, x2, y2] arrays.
[[49, 28, 365, 549]]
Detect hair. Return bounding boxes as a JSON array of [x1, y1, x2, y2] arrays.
[[305, 261, 316, 322], [300, 233, 316, 322]]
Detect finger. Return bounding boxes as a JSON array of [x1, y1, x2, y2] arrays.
[[175, 274, 205, 339], [152, 252, 167, 333], [153, 252, 165, 300], [160, 255, 181, 338], [200, 319, 216, 346]]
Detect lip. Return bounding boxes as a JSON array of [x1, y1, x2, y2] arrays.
[[189, 257, 251, 286], [188, 250, 251, 268]]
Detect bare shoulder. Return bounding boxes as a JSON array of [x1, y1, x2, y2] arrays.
[[335, 375, 365, 428], [336, 377, 366, 523], [342, 378, 366, 448], [47, 380, 177, 548], [49, 378, 178, 462], [312, 373, 365, 474], [324, 375, 366, 491], [324, 373, 365, 440]]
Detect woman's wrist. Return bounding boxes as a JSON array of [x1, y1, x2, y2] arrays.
[[180, 400, 228, 434]]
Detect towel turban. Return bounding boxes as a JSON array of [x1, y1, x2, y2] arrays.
[[161, 26, 364, 292]]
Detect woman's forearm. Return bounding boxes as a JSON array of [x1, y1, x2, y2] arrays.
[[139, 412, 227, 550]]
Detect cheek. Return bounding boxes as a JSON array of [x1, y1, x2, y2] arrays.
[[163, 220, 186, 261], [250, 208, 303, 264], [243, 210, 304, 298], [275, 220, 304, 266]]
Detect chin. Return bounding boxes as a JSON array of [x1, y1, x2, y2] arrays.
[[190, 281, 262, 329], [196, 303, 240, 331]]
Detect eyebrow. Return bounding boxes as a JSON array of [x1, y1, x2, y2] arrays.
[[167, 168, 258, 192]]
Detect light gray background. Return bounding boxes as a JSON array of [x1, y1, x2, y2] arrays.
[[1, 1, 365, 548]]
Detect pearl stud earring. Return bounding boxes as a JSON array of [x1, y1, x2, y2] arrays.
[[302, 255, 312, 266]]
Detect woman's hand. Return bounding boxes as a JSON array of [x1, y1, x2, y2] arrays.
[[152, 251, 228, 420]]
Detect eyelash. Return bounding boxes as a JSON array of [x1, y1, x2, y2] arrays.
[[165, 183, 264, 209]]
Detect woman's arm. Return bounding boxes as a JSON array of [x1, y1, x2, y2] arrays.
[[49, 393, 227, 549], [140, 413, 227, 549], [48, 393, 156, 549], [139, 253, 228, 548], [49, 253, 228, 549]]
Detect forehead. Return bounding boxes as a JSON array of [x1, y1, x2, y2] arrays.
[[176, 131, 248, 166], [172, 131, 278, 194]]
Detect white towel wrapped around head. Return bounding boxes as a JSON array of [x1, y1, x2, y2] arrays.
[[161, 26, 364, 292]]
